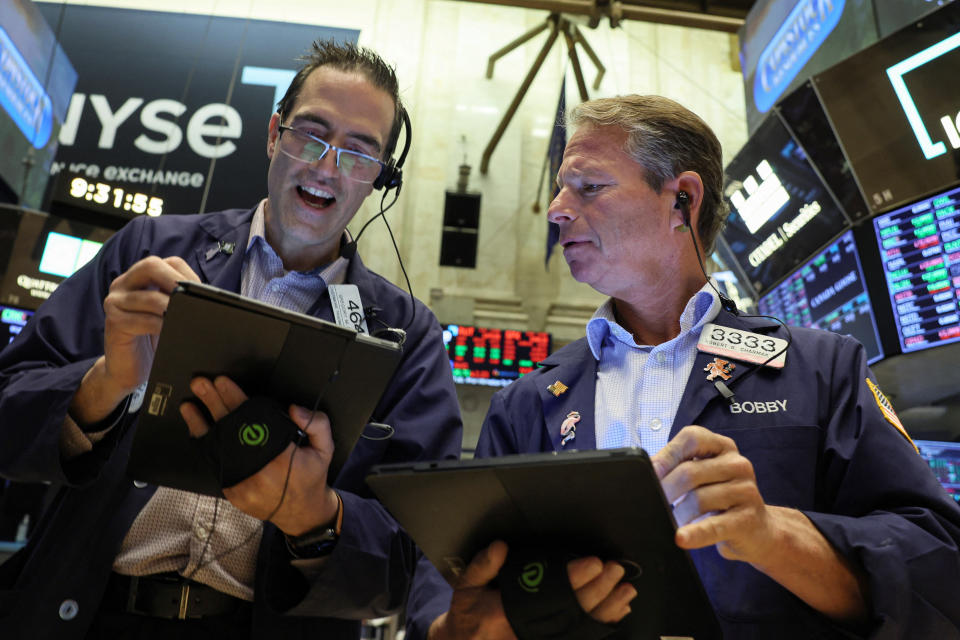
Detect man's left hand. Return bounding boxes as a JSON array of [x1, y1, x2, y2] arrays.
[[652, 425, 869, 623], [179, 375, 339, 536], [651, 425, 777, 565]]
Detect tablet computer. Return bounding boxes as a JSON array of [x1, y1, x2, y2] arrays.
[[127, 281, 403, 496], [367, 448, 721, 640]]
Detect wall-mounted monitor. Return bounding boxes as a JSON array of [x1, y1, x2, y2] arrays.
[[0, 205, 114, 310], [738, 0, 878, 134], [442, 324, 551, 387], [814, 0, 960, 214], [0, 0, 76, 209], [0, 304, 32, 346], [874, 0, 956, 38], [914, 439, 960, 504], [873, 184, 960, 353], [776, 81, 870, 222], [758, 230, 884, 363], [722, 113, 849, 295]]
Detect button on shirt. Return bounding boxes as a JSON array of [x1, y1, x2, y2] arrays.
[[114, 200, 349, 601], [587, 284, 720, 456]]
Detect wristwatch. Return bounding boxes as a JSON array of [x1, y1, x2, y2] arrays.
[[284, 491, 343, 559]]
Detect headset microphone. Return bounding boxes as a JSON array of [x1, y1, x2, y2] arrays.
[[342, 104, 417, 331], [674, 188, 793, 402]]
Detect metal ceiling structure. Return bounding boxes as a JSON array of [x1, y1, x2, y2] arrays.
[[461, 0, 754, 173], [458, 0, 754, 34]]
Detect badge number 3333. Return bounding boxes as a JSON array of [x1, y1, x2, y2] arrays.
[[698, 323, 787, 369]]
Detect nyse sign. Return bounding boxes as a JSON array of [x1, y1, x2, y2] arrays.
[[37, 3, 357, 215]]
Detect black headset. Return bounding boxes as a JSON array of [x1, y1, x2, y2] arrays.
[[372, 106, 411, 192]]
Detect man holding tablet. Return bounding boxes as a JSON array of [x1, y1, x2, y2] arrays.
[[432, 95, 960, 639], [0, 40, 460, 639]]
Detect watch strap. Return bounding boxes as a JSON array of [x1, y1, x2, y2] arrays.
[[284, 491, 343, 558]]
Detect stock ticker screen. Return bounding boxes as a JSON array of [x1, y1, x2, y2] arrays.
[[443, 324, 551, 387], [758, 230, 883, 363], [873, 185, 960, 353], [915, 439, 960, 504]]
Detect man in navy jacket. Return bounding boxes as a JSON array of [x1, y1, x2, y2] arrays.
[[435, 95, 960, 639], [0, 41, 460, 639]]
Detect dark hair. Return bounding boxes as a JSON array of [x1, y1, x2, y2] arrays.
[[277, 39, 403, 159], [568, 95, 729, 253]]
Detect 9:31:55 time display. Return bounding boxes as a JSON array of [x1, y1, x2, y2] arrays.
[[68, 177, 164, 217]]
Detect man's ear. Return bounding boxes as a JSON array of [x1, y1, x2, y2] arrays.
[[266, 112, 281, 159]]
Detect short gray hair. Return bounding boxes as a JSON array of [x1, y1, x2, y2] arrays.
[[568, 95, 729, 252]]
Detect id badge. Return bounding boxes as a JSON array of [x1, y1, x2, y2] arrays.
[[697, 323, 787, 368], [329, 284, 368, 334]]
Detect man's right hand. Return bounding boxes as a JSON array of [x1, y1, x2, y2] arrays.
[[69, 256, 200, 427], [428, 541, 636, 640]]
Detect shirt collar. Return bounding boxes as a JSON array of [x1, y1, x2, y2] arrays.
[[245, 199, 351, 285], [586, 282, 721, 359]]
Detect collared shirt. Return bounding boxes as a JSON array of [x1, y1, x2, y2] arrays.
[[241, 200, 349, 309], [114, 200, 350, 601], [587, 283, 720, 456]]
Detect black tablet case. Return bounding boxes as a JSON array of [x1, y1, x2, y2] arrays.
[[128, 281, 402, 496], [367, 449, 722, 640]]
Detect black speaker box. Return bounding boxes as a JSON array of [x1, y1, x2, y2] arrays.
[[443, 192, 480, 229], [440, 190, 480, 268], [440, 229, 478, 268]]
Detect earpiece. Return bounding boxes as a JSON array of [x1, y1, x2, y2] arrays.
[[373, 106, 412, 192], [675, 186, 739, 316], [675, 190, 691, 232], [675, 190, 691, 223]]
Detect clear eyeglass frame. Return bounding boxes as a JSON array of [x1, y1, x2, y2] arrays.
[[276, 125, 384, 183]]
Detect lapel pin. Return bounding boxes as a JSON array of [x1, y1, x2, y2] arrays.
[[547, 380, 569, 397], [704, 357, 735, 381], [560, 411, 580, 447]]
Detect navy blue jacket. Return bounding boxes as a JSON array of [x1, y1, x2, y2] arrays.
[[0, 208, 461, 639], [477, 310, 960, 639]]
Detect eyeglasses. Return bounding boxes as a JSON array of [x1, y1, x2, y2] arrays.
[[276, 125, 384, 183]]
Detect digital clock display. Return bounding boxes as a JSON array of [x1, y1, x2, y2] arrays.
[[67, 177, 164, 217]]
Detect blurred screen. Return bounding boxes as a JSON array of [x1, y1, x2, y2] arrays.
[[0, 303, 32, 346], [443, 324, 551, 387], [915, 439, 960, 504], [814, 0, 960, 214], [722, 114, 848, 294], [739, 0, 878, 134], [758, 230, 883, 363]]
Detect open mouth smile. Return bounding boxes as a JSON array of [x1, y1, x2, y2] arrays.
[[297, 184, 336, 209]]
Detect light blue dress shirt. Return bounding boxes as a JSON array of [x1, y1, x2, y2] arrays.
[[240, 201, 348, 311], [587, 283, 720, 455]]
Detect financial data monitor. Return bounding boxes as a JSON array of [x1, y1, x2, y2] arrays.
[[873, 184, 960, 353], [759, 230, 884, 363]]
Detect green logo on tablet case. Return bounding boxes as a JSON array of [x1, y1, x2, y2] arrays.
[[519, 561, 545, 593], [239, 423, 269, 447]]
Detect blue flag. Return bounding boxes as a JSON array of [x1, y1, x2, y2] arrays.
[[545, 79, 566, 266]]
